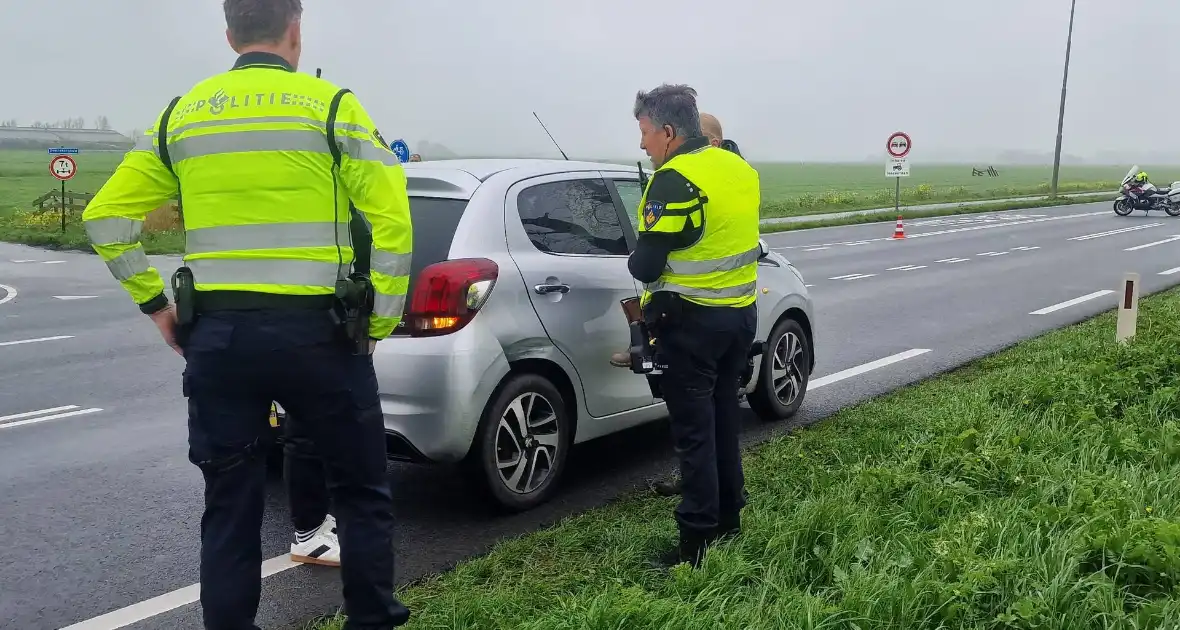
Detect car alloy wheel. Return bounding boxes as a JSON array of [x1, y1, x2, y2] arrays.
[[495, 392, 561, 495], [770, 330, 806, 407]]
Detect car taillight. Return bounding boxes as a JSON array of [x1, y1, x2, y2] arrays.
[[405, 258, 498, 337]]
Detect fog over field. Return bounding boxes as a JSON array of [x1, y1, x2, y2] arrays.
[[1, 1, 1177, 164]]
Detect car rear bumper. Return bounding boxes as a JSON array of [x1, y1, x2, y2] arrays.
[[370, 322, 511, 464]]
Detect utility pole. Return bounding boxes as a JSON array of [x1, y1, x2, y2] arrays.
[[1049, 0, 1077, 199]]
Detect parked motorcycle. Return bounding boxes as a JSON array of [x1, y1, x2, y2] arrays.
[[1114, 164, 1180, 216]]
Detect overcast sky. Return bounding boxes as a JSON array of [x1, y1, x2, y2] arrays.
[[1, 0, 1176, 161]]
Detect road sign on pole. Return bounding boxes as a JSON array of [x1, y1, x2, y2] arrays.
[[886, 157, 910, 178], [49, 155, 78, 233], [50, 155, 77, 181], [390, 139, 410, 163], [885, 132, 912, 215], [48, 147, 80, 155], [886, 132, 911, 159]]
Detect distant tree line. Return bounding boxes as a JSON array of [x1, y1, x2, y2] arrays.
[[0, 116, 113, 130]]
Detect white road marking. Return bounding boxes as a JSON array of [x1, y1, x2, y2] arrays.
[[936, 257, 969, 264], [772, 210, 1108, 250], [41, 260, 67, 265], [888, 265, 919, 271], [0, 334, 74, 347], [1029, 290, 1115, 315], [829, 273, 876, 281], [0, 283, 16, 306], [0, 405, 103, 430], [809, 349, 932, 391], [10, 259, 35, 263], [977, 251, 1009, 256], [1068, 224, 1162, 241], [803, 247, 829, 252], [1011, 246, 1041, 251], [59, 555, 299, 630], [53, 295, 98, 300], [1125, 235, 1180, 251], [1159, 266, 1180, 276], [804, 284, 814, 288], [847, 241, 870, 246]]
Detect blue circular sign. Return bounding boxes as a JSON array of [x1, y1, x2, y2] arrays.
[[390, 139, 410, 163]]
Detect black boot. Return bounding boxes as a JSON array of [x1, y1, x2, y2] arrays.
[[712, 511, 741, 542], [650, 474, 682, 497], [649, 527, 710, 570]]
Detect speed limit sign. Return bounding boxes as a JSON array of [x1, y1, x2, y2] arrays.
[[50, 155, 77, 181]]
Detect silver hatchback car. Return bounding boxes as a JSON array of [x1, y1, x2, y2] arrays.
[[365, 158, 816, 511]]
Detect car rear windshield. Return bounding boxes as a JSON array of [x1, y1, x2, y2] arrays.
[[405, 196, 469, 301]]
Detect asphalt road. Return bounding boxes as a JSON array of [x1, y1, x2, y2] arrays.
[[4, 200, 1180, 630]]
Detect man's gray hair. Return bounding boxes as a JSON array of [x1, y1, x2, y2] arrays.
[[223, 0, 302, 46], [633, 84, 702, 138]]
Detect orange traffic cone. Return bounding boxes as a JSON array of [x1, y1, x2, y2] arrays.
[[892, 216, 906, 239]]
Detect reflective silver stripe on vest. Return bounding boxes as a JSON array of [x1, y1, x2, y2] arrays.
[[642, 280, 757, 300], [373, 291, 407, 319], [106, 249, 151, 282], [85, 217, 143, 245], [370, 250, 412, 277], [170, 116, 367, 138], [664, 245, 761, 275], [185, 222, 352, 255], [187, 258, 345, 286], [340, 136, 399, 166], [168, 128, 398, 166], [169, 129, 331, 162]]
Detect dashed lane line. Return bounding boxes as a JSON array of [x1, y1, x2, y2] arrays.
[[1029, 290, 1115, 316], [1159, 267, 1180, 276], [829, 273, 876, 281], [935, 257, 969, 264], [0, 405, 104, 430], [887, 265, 926, 271], [0, 335, 74, 347], [1068, 223, 1162, 241], [977, 251, 1009, 257], [772, 210, 1108, 250], [1124, 235, 1180, 252]]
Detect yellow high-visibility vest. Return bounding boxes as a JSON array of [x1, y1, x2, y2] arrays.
[[637, 145, 761, 308], [82, 54, 413, 338]]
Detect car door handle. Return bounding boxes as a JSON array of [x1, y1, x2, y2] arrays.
[[533, 283, 570, 295]]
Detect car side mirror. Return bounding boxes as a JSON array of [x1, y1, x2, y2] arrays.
[[758, 238, 770, 259]]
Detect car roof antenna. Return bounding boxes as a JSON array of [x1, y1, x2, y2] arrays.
[[532, 111, 569, 160]]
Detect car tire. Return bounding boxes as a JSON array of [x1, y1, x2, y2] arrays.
[[748, 317, 811, 422], [465, 373, 573, 513]]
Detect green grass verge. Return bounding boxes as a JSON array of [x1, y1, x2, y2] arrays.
[[0, 208, 183, 255], [760, 194, 1111, 234], [315, 288, 1180, 629]]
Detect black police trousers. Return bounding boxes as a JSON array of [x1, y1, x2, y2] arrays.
[[658, 302, 757, 536], [284, 419, 331, 534], [183, 309, 409, 630]]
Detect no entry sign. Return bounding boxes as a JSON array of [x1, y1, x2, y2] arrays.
[[887, 132, 911, 159], [50, 155, 77, 181]]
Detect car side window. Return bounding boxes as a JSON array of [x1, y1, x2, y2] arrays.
[[517, 178, 628, 256], [612, 179, 644, 236]]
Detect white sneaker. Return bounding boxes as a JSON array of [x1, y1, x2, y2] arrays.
[[290, 515, 340, 567]]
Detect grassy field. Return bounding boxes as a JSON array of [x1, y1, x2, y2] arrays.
[[311, 289, 1180, 630], [0, 148, 1171, 253]]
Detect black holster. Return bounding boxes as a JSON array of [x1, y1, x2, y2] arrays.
[[171, 266, 196, 348], [330, 272, 374, 356]]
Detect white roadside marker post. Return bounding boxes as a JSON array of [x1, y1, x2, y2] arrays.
[[1116, 272, 1140, 343]]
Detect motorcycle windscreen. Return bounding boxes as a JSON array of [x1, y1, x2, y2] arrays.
[[1122, 164, 1140, 185]]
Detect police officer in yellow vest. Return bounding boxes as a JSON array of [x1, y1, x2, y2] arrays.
[[628, 84, 761, 569], [81, 1, 411, 627]]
